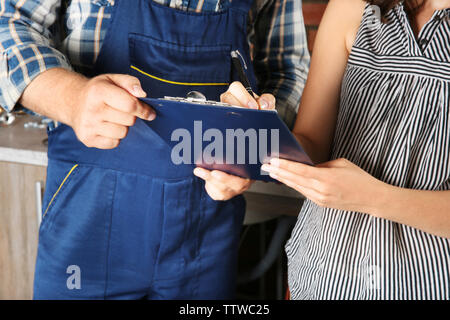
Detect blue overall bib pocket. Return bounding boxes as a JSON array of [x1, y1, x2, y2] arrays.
[[128, 33, 231, 100]]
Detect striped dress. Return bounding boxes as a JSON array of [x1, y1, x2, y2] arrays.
[[286, 4, 450, 300]]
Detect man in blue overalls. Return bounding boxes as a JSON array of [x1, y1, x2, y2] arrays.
[[0, 0, 309, 299]]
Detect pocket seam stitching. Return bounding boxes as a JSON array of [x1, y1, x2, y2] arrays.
[[130, 64, 229, 86], [42, 164, 79, 220]]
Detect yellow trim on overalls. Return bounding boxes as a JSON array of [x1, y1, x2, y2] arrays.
[[130, 65, 229, 86], [43, 164, 79, 218]]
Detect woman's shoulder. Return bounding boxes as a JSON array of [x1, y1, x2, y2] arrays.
[[325, 0, 367, 52], [326, 0, 367, 14]]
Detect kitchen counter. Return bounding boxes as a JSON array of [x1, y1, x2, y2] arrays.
[[0, 114, 48, 166], [0, 115, 303, 223]]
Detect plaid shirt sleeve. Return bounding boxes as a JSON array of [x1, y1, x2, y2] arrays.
[[250, 0, 310, 129], [0, 0, 310, 123], [0, 0, 72, 112]]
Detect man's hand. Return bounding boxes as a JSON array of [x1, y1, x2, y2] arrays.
[[69, 74, 155, 149], [193, 167, 253, 201], [19, 68, 155, 150], [220, 81, 276, 110], [193, 81, 275, 201]]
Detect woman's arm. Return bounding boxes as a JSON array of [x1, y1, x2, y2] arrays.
[[261, 158, 450, 238], [292, 0, 365, 164], [375, 184, 450, 238], [261, 0, 450, 238]]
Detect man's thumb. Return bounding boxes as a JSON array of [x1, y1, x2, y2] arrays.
[[105, 74, 147, 98]]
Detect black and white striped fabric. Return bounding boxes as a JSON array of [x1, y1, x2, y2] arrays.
[[286, 4, 450, 300]]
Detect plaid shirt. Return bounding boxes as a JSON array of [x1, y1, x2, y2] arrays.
[[0, 0, 309, 128]]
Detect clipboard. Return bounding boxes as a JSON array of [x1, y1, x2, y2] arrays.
[[141, 96, 313, 181]]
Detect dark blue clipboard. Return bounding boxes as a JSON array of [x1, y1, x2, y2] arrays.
[[141, 97, 313, 182]]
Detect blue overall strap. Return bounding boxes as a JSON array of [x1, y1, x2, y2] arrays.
[[229, 0, 255, 14], [112, 0, 256, 14]]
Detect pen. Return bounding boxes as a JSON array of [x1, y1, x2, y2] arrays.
[[230, 50, 258, 109]]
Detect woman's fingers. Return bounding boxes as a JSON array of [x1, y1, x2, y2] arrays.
[[262, 162, 322, 193], [264, 161, 333, 207], [270, 158, 322, 179], [263, 157, 382, 212], [270, 173, 328, 205], [264, 158, 317, 179]]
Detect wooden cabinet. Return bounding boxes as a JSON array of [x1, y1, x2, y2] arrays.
[[0, 161, 46, 299]]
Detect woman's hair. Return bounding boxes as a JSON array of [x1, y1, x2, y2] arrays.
[[364, 0, 425, 17]]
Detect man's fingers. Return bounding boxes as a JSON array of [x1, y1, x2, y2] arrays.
[[257, 93, 276, 110], [75, 74, 154, 149], [193, 167, 212, 181], [204, 182, 229, 201], [210, 170, 252, 193], [220, 91, 243, 107], [105, 74, 146, 98], [101, 105, 136, 126], [223, 82, 276, 110], [96, 122, 129, 140], [102, 83, 155, 121], [228, 81, 259, 109], [132, 100, 156, 121], [89, 136, 120, 150], [193, 168, 234, 196]]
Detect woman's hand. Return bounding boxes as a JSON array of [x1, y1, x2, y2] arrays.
[[193, 167, 253, 201], [220, 81, 276, 110], [261, 158, 388, 214]]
